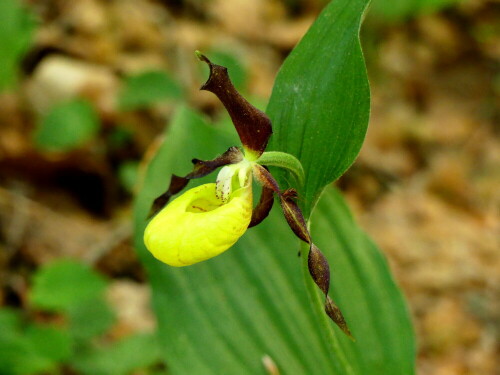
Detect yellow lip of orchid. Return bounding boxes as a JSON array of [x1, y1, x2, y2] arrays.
[[144, 181, 253, 267]]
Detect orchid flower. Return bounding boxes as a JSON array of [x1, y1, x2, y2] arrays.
[[144, 52, 352, 338]]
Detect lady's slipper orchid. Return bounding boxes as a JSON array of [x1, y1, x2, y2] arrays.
[[144, 52, 352, 338], [145, 182, 252, 267]]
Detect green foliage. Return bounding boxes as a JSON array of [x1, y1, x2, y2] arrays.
[[118, 70, 182, 110], [0, 310, 72, 375], [0, 0, 36, 91], [0, 259, 165, 375], [30, 259, 116, 341], [24, 325, 73, 364], [34, 99, 100, 152], [267, 0, 371, 218], [106, 126, 134, 149], [0, 308, 21, 333], [72, 333, 162, 375], [30, 259, 107, 311], [67, 298, 116, 340], [118, 160, 140, 193], [369, 0, 463, 22], [0, 333, 54, 375]]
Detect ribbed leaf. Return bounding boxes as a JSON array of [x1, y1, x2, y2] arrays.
[[133, 107, 415, 374], [312, 189, 416, 374], [267, 0, 371, 217]]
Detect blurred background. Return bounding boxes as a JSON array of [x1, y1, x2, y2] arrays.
[[0, 0, 498, 374]]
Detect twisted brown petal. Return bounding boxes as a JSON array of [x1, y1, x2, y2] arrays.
[[197, 53, 272, 157], [252, 164, 280, 193], [279, 189, 311, 244], [147, 147, 243, 218], [252, 163, 352, 336], [308, 242, 352, 338], [325, 296, 353, 339], [249, 186, 274, 228], [249, 167, 354, 337], [308, 244, 330, 295], [308, 245, 353, 338]]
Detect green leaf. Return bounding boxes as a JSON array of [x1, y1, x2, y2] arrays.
[[24, 325, 73, 363], [0, 335, 53, 375], [133, 107, 415, 374], [0, 321, 72, 375], [72, 333, 162, 375], [0, 308, 21, 336], [0, 0, 36, 91], [31, 259, 107, 312], [34, 99, 100, 152], [118, 70, 182, 110], [266, 0, 371, 217], [68, 297, 115, 341], [118, 160, 140, 193]]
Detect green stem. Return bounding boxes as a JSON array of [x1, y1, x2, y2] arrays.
[[256, 151, 305, 187], [300, 241, 354, 375]]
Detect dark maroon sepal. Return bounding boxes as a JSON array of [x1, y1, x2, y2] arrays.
[[148, 174, 190, 219], [251, 162, 352, 337], [252, 164, 280, 193], [248, 186, 275, 228], [309, 244, 353, 339], [308, 244, 330, 295], [325, 296, 354, 339], [147, 146, 243, 218], [186, 146, 243, 179], [279, 189, 311, 244], [197, 53, 272, 157]]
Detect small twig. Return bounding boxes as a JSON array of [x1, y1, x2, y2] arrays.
[[84, 221, 133, 265], [0, 184, 35, 255], [262, 355, 280, 375]]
